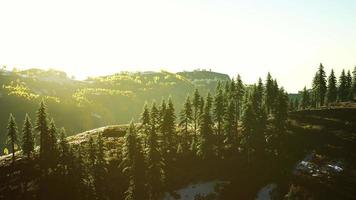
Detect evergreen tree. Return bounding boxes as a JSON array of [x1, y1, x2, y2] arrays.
[[36, 100, 50, 169], [353, 66, 356, 99], [162, 98, 176, 155], [265, 72, 274, 114], [94, 133, 107, 200], [197, 103, 214, 160], [140, 103, 150, 148], [146, 115, 164, 200], [122, 122, 147, 200], [346, 70, 353, 100], [48, 119, 59, 168], [213, 81, 225, 154], [58, 128, 69, 168], [179, 96, 193, 149], [161, 98, 176, 185], [241, 97, 256, 164], [338, 69, 348, 101], [141, 103, 150, 126], [192, 89, 201, 135], [311, 73, 319, 108], [274, 88, 289, 133], [300, 87, 310, 109], [235, 75, 245, 121], [22, 114, 34, 158], [7, 114, 18, 164], [150, 102, 160, 137], [326, 69, 338, 103], [199, 96, 205, 119], [206, 92, 213, 113], [223, 100, 238, 155], [317, 63, 327, 106]]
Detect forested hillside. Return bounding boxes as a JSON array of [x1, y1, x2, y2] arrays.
[[0, 68, 229, 151]]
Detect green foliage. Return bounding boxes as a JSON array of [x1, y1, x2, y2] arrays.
[[7, 113, 18, 164], [22, 114, 34, 158], [327, 70, 338, 103]]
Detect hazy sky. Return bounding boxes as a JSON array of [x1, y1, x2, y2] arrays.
[[1, 0, 355, 93]]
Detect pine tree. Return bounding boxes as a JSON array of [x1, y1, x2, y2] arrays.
[[122, 122, 147, 200], [140, 103, 150, 148], [274, 88, 289, 133], [206, 92, 213, 112], [346, 70, 353, 100], [352, 66, 356, 99], [22, 114, 34, 158], [199, 96, 205, 119], [213, 81, 225, 154], [326, 69, 337, 103], [146, 115, 164, 200], [161, 98, 176, 185], [58, 128, 69, 168], [265, 72, 274, 114], [36, 100, 50, 169], [48, 119, 59, 168], [197, 103, 214, 160], [300, 87, 310, 109], [150, 102, 160, 137], [311, 73, 319, 108], [7, 114, 18, 164], [179, 96, 193, 149], [192, 89, 201, 136], [317, 63, 327, 106], [338, 69, 348, 101], [94, 133, 107, 200], [235, 75, 245, 121], [223, 100, 238, 155], [162, 98, 176, 154], [241, 97, 256, 164]]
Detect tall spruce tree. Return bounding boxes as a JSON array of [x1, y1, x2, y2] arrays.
[[235, 75, 245, 121], [338, 69, 348, 101], [346, 70, 353, 100], [197, 102, 214, 160], [48, 119, 59, 168], [179, 96, 193, 149], [317, 63, 327, 106], [352, 66, 356, 99], [213, 81, 225, 154], [192, 89, 201, 136], [274, 88, 289, 133], [265, 72, 274, 114], [7, 114, 18, 164], [94, 133, 107, 200], [140, 103, 150, 148], [223, 100, 238, 155], [300, 87, 310, 109], [36, 100, 50, 169], [241, 96, 256, 164], [326, 69, 338, 103], [22, 114, 34, 158], [146, 114, 164, 200], [122, 122, 147, 200]]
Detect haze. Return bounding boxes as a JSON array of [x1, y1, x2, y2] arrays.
[[1, 0, 355, 93]]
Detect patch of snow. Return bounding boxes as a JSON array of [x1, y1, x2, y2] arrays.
[[163, 180, 228, 200], [256, 184, 277, 200]]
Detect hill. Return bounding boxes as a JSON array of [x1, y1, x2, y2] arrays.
[[0, 68, 229, 151]]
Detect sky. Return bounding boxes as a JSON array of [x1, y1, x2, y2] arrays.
[[0, 0, 355, 93]]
